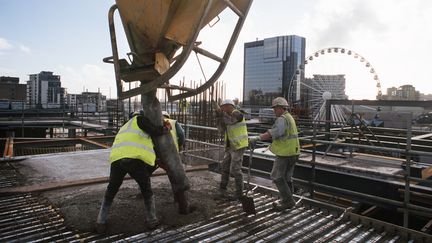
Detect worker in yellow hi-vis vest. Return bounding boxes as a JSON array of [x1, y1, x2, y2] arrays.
[[249, 97, 300, 211], [215, 99, 249, 201], [157, 111, 194, 208], [96, 110, 170, 233], [162, 111, 185, 151]]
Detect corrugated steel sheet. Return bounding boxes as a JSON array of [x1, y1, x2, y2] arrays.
[[0, 161, 431, 242]]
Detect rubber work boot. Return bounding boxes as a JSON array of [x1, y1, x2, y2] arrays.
[[220, 173, 229, 190], [272, 200, 296, 211], [213, 188, 228, 200], [176, 191, 197, 214], [214, 175, 229, 200], [228, 177, 244, 201], [144, 196, 159, 229], [95, 198, 112, 234]]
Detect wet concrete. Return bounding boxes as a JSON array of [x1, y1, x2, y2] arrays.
[[14, 149, 110, 184], [12, 149, 239, 235], [11, 148, 405, 236], [42, 171, 235, 235]]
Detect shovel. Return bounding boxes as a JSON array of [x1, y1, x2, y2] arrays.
[[240, 148, 256, 215]]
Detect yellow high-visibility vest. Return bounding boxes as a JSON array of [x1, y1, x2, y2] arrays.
[[166, 118, 179, 151], [109, 116, 156, 166], [270, 112, 300, 156], [226, 110, 248, 149]]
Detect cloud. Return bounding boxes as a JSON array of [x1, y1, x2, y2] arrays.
[[57, 64, 116, 97], [296, 0, 432, 98], [303, 0, 387, 49], [0, 38, 13, 50], [57, 65, 83, 92], [19, 44, 31, 54], [82, 64, 115, 94], [0, 38, 13, 55], [0, 38, 32, 55]]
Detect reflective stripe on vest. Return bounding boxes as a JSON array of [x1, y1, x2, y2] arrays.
[[226, 111, 248, 149], [109, 116, 156, 166], [166, 118, 179, 151], [270, 112, 300, 156]]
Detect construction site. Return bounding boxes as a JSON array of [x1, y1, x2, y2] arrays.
[[1, 0, 432, 242]]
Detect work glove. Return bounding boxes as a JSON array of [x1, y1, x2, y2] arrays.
[[163, 120, 172, 132], [248, 136, 260, 149]]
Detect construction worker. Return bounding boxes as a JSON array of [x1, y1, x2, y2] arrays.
[[215, 99, 249, 200], [249, 97, 300, 211], [139, 92, 195, 216], [158, 111, 193, 207], [95, 110, 170, 233], [162, 111, 185, 151]]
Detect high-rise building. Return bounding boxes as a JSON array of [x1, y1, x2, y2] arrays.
[[66, 94, 78, 109], [382, 85, 420, 101], [77, 91, 107, 112], [0, 76, 26, 101], [66, 91, 107, 112], [243, 35, 306, 107], [26, 71, 66, 108]]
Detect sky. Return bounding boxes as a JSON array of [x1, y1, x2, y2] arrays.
[[1, 0, 432, 101]]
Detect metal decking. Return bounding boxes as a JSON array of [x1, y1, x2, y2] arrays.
[[118, 193, 398, 243], [1, 161, 431, 242], [0, 193, 121, 242], [1, 191, 431, 242]]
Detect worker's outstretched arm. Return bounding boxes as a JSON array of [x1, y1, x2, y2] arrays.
[[175, 121, 185, 149], [222, 110, 243, 125]]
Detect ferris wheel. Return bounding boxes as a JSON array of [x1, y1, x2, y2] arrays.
[[293, 47, 383, 122]]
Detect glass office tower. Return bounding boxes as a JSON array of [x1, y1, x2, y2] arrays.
[[243, 35, 305, 107]]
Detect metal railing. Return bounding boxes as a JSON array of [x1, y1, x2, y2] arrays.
[[180, 119, 432, 229]]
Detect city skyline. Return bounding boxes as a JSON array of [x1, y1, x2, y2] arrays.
[[1, 0, 432, 100]]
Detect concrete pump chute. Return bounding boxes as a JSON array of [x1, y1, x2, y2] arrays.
[[104, 0, 253, 100]]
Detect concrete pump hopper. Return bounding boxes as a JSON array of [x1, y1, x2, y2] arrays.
[[104, 0, 253, 100]]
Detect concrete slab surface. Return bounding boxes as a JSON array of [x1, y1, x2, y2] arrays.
[[14, 149, 111, 185]]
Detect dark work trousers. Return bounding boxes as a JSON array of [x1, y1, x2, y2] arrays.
[[270, 155, 299, 203], [104, 158, 156, 202]]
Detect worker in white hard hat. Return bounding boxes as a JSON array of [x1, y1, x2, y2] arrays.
[[214, 99, 249, 201], [249, 97, 300, 211], [156, 111, 191, 207], [161, 111, 185, 151], [161, 110, 170, 119]]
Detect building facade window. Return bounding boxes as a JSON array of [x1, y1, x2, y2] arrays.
[[243, 35, 306, 108]]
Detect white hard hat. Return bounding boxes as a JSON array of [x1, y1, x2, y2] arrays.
[[221, 99, 235, 107], [271, 97, 289, 108], [162, 111, 170, 118]]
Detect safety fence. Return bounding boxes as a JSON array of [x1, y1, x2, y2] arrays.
[[180, 120, 432, 231]]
